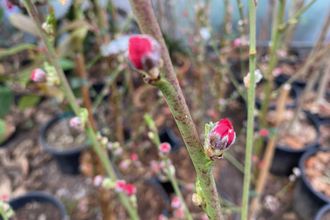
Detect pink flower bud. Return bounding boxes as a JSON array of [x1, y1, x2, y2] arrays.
[[209, 118, 236, 151], [5, 0, 13, 10], [159, 142, 171, 154], [258, 128, 269, 137], [0, 194, 9, 202], [171, 196, 181, 209], [31, 68, 46, 82], [115, 180, 126, 192], [128, 35, 161, 71], [233, 38, 242, 48], [69, 117, 82, 130], [93, 175, 104, 187], [130, 153, 138, 161]]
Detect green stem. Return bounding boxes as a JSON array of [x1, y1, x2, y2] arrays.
[[241, 0, 256, 219], [166, 159, 193, 220], [22, 1, 139, 219], [144, 114, 193, 220], [259, 0, 286, 128], [0, 43, 36, 59]]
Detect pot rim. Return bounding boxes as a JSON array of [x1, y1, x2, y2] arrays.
[[39, 112, 89, 155], [9, 191, 68, 220], [299, 147, 330, 204], [314, 203, 330, 220]]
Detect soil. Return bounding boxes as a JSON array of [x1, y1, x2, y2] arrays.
[[46, 118, 87, 150], [321, 211, 330, 220], [320, 124, 330, 146], [12, 202, 61, 220], [305, 151, 330, 198], [303, 93, 330, 118], [274, 112, 317, 149]]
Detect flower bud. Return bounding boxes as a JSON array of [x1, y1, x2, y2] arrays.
[[206, 118, 236, 159], [128, 35, 162, 78], [93, 175, 104, 187], [31, 68, 46, 82], [171, 196, 181, 209], [123, 183, 137, 196], [159, 142, 171, 154], [69, 117, 83, 130], [258, 128, 269, 137]]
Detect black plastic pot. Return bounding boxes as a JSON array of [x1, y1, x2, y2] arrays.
[[144, 177, 170, 217], [270, 112, 320, 176], [39, 112, 89, 175], [274, 74, 306, 92], [159, 128, 182, 152], [315, 204, 330, 220], [293, 148, 330, 220], [8, 191, 68, 220], [307, 112, 330, 126], [255, 84, 299, 110]]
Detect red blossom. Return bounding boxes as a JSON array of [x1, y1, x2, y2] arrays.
[[209, 118, 236, 151], [128, 35, 161, 71], [258, 128, 269, 137], [123, 183, 137, 196]]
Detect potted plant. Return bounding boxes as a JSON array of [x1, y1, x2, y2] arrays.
[[8, 191, 68, 220], [39, 112, 89, 175], [293, 148, 330, 220], [270, 111, 320, 176]]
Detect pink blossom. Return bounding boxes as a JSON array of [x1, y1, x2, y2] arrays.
[[159, 142, 171, 154], [171, 196, 181, 209], [31, 68, 46, 82]]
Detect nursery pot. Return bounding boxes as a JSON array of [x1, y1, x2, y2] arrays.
[[159, 128, 182, 152], [8, 191, 68, 220], [315, 204, 330, 220], [255, 84, 299, 110], [270, 111, 320, 176], [39, 112, 89, 175], [293, 148, 330, 220]]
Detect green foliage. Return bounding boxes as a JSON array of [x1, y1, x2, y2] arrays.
[[0, 85, 14, 117], [18, 95, 41, 110]]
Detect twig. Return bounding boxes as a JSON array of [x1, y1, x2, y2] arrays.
[[241, 0, 257, 219], [317, 59, 330, 103], [250, 84, 291, 218]]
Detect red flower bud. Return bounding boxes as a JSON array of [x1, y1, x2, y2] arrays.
[[31, 68, 46, 82], [128, 35, 161, 71], [206, 118, 236, 159], [123, 183, 137, 196], [210, 118, 236, 150], [258, 128, 269, 137]]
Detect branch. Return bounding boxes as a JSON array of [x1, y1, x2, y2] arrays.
[[128, 0, 223, 219]]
